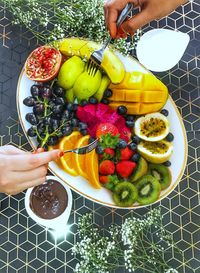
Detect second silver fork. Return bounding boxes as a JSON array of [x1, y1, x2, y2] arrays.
[[87, 2, 134, 76]]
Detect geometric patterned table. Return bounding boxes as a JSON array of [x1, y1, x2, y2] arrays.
[[0, 1, 199, 272]]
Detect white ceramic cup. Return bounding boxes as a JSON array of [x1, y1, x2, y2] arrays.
[[25, 175, 72, 230]]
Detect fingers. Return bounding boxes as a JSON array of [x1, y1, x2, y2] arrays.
[[0, 145, 27, 155], [120, 9, 152, 35], [104, 0, 139, 38], [11, 165, 48, 183], [11, 177, 46, 195], [8, 149, 62, 171]]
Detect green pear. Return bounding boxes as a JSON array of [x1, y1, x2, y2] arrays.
[[65, 88, 74, 103], [94, 74, 110, 101], [58, 56, 85, 90], [73, 70, 102, 100]]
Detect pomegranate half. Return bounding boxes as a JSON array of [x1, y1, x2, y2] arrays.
[[25, 46, 62, 82]]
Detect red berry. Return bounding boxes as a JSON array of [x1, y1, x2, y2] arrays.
[[116, 161, 136, 178], [99, 160, 115, 175], [120, 147, 134, 161], [99, 176, 109, 184], [96, 123, 119, 138], [104, 148, 115, 157]]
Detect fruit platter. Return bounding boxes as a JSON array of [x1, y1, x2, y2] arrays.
[[17, 38, 187, 208]]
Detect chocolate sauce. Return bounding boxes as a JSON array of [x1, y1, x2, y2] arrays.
[[30, 180, 68, 219]]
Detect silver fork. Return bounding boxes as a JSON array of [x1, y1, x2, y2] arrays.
[[64, 138, 98, 155], [87, 2, 134, 76]]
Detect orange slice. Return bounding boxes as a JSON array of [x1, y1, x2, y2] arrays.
[[74, 135, 90, 179], [59, 132, 82, 176], [85, 149, 101, 189]]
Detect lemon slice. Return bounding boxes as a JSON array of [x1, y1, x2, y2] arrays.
[[59, 132, 82, 176], [74, 135, 90, 179], [137, 140, 173, 164], [135, 112, 170, 142], [85, 149, 101, 189]]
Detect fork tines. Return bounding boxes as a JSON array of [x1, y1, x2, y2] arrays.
[[87, 55, 101, 76]]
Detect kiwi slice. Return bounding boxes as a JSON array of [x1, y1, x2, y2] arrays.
[[131, 157, 148, 182], [136, 175, 161, 205], [113, 182, 138, 207], [148, 164, 171, 190]]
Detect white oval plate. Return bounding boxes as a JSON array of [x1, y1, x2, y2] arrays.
[[17, 51, 188, 209]]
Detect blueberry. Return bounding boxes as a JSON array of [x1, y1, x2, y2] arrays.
[[23, 96, 35, 107], [27, 126, 37, 137], [31, 85, 40, 98], [79, 122, 87, 130], [103, 89, 113, 98], [80, 99, 88, 106], [163, 161, 171, 167], [89, 137, 96, 144], [66, 103, 74, 111], [117, 139, 127, 149], [129, 142, 137, 151], [117, 105, 127, 115], [125, 120, 135, 128], [131, 135, 140, 144], [166, 132, 174, 142], [80, 129, 88, 136], [101, 98, 109, 104], [96, 146, 104, 155], [131, 153, 140, 163], [126, 115, 134, 121], [25, 113, 38, 125], [72, 104, 78, 111], [160, 109, 169, 116], [71, 118, 79, 127], [89, 96, 98, 104]]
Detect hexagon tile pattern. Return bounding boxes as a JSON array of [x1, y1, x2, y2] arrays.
[[0, 1, 200, 273]]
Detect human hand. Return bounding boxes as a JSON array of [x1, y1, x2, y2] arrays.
[[104, 0, 188, 38], [0, 145, 62, 195]]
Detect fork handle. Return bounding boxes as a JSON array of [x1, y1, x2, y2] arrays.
[[102, 3, 133, 50], [116, 3, 134, 27]]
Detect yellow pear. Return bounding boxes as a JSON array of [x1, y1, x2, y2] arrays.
[[58, 56, 85, 90]]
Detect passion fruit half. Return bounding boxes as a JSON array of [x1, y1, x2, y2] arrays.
[[25, 46, 62, 82]]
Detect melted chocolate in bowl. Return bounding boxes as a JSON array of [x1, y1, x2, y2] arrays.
[[30, 180, 68, 219]]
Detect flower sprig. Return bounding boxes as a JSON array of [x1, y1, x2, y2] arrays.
[[4, 0, 141, 54], [73, 208, 182, 273]]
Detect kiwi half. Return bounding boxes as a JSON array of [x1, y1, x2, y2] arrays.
[[136, 175, 161, 205], [113, 182, 138, 207], [148, 164, 171, 190], [131, 157, 148, 182]]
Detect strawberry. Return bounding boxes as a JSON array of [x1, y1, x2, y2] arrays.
[[116, 161, 136, 178], [99, 160, 115, 175], [120, 147, 134, 161], [104, 148, 115, 158], [96, 123, 119, 138], [99, 176, 109, 184]]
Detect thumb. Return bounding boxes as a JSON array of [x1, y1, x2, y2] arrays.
[[0, 145, 27, 155], [121, 10, 151, 35]]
